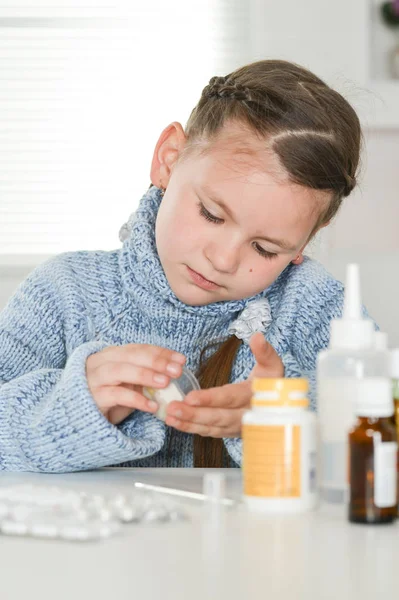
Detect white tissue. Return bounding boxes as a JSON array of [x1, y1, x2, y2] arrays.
[[228, 298, 272, 344]]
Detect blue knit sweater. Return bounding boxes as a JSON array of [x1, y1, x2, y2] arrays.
[[0, 186, 346, 472]]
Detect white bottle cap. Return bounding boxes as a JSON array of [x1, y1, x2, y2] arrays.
[[391, 348, 399, 379], [354, 378, 394, 418], [202, 473, 226, 502], [329, 264, 374, 350], [374, 331, 388, 351]]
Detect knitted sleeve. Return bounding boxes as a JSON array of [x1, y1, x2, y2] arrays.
[[0, 260, 165, 472]]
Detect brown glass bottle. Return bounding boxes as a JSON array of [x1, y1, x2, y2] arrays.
[[349, 416, 398, 524]]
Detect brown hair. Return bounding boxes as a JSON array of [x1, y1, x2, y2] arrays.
[[194, 336, 242, 467], [184, 60, 361, 467]]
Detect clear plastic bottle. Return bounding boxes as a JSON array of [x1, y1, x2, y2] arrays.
[[375, 331, 388, 352], [348, 379, 397, 524], [317, 264, 390, 504], [242, 377, 317, 513], [143, 367, 200, 421]]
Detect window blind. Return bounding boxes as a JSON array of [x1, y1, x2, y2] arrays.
[[0, 1, 250, 257]]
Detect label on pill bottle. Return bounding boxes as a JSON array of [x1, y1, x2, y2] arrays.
[[243, 424, 301, 498]]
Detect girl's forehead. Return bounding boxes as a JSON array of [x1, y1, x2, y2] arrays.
[[189, 129, 286, 183], [193, 141, 287, 189], [197, 124, 272, 159]]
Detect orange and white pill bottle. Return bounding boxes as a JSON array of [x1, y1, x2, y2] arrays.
[[242, 378, 317, 513]]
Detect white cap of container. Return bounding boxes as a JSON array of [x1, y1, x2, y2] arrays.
[[354, 378, 394, 418], [202, 473, 226, 502], [391, 348, 399, 379], [374, 331, 388, 351]]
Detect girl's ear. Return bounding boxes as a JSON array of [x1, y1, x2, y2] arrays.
[[150, 122, 187, 189], [291, 253, 304, 265]]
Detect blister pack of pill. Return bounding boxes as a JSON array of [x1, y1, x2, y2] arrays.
[[0, 484, 187, 542]]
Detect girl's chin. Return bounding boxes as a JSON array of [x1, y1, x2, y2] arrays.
[[173, 289, 216, 306]]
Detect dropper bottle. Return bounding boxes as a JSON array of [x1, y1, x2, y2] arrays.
[[317, 264, 390, 504], [348, 379, 397, 524]]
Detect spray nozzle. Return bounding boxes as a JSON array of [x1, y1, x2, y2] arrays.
[[343, 263, 362, 320], [329, 263, 374, 350]]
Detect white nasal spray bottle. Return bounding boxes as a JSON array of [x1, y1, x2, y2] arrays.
[[317, 264, 390, 504]]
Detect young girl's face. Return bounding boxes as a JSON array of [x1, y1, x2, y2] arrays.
[[155, 124, 328, 306]]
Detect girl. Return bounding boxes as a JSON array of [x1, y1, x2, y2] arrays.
[[0, 60, 362, 472]]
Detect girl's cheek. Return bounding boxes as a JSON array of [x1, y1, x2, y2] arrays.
[[247, 258, 283, 287]]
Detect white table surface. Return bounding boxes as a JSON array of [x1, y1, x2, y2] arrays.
[[0, 468, 398, 600]]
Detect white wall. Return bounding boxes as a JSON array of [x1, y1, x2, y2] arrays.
[[0, 265, 33, 310], [249, 0, 399, 127]]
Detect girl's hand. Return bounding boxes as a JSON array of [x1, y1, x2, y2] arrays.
[[86, 344, 186, 425], [165, 333, 284, 438]]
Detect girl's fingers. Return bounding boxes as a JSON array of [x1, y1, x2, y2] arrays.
[[88, 344, 186, 375], [167, 402, 231, 427], [249, 333, 284, 378], [165, 413, 242, 438], [165, 402, 245, 438], [90, 361, 172, 389], [95, 384, 158, 413], [86, 346, 187, 423], [184, 380, 251, 409]]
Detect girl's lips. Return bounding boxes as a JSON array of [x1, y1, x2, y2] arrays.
[[186, 266, 220, 291]]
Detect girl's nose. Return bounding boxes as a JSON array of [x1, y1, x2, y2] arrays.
[[205, 241, 240, 275]]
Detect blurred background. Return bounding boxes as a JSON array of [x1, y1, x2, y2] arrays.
[[0, 0, 398, 342]]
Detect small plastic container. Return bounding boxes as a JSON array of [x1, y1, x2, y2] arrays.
[[143, 367, 200, 421], [242, 377, 317, 513]]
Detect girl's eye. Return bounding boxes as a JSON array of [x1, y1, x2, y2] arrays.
[[198, 202, 224, 224], [198, 201, 277, 259], [252, 242, 278, 260]]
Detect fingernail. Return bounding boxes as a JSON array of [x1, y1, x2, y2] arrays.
[[153, 374, 168, 385], [171, 352, 186, 364], [172, 409, 183, 418], [147, 401, 158, 411], [166, 363, 181, 376]]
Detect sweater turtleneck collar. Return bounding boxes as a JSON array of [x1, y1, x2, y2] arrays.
[[119, 185, 274, 320]]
